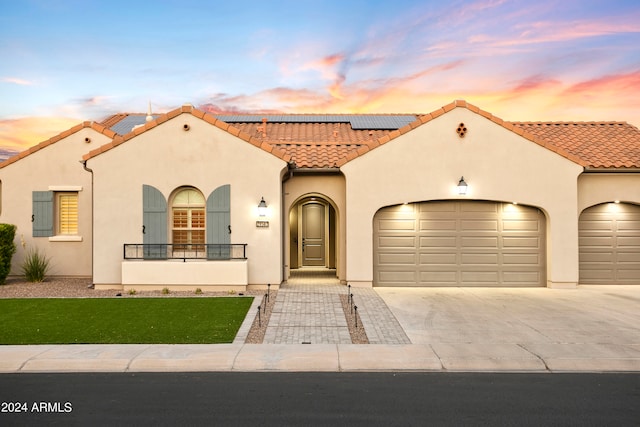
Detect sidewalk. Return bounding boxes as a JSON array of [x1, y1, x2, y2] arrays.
[[1, 284, 640, 373]]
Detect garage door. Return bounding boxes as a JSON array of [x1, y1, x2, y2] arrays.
[[579, 203, 640, 284], [374, 201, 546, 287]]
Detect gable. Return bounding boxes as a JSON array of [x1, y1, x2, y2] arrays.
[[83, 105, 292, 164], [0, 121, 116, 169], [342, 106, 585, 176], [335, 101, 589, 168]]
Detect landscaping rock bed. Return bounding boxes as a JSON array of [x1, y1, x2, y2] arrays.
[[0, 277, 264, 299]]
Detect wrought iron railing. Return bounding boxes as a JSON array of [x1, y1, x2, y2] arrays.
[[123, 244, 247, 261]]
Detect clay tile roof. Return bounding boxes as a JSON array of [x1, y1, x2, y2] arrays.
[[20, 102, 638, 171], [272, 143, 364, 168], [510, 122, 640, 169], [229, 122, 400, 168]]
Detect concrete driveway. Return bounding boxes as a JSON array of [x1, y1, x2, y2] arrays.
[[376, 285, 640, 370]]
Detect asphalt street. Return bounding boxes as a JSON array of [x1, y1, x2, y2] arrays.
[[2, 372, 639, 426]]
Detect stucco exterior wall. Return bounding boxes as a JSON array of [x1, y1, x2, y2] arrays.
[[578, 174, 640, 212], [341, 107, 584, 287], [0, 128, 111, 277], [283, 173, 346, 281], [121, 260, 248, 291], [87, 113, 287, 288]]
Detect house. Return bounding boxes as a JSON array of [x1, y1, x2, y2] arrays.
[[1, 100, 639, 290]]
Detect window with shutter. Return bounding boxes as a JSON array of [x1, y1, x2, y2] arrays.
[[32, 191, 54, 237], [143, 185, 168, 259], [57, 193, 78, 235], [33, 189, 82, 240], [207, 184, 230, 259], [172, 187, 206, 253]]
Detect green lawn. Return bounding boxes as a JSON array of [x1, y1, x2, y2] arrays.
[[0, 297, 253, 344]]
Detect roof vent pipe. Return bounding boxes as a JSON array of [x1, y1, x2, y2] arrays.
[[261, 118, 267, 138], [145, 101, 153, 122]]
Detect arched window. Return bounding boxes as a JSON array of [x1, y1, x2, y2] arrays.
[[171, 187, 205, 250]]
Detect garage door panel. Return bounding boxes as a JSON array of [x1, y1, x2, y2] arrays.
[[378, 219, 416, 231], [502, 253, 540, 265], [378, 252, 417, 265], [461, 271, 499, 283], [420, 253, 457, 265], [580, 236, 614, 247], [503, 220, 540, 231], [502, 271, 541, 284], [378, 270, 417, 283], [617, 236, 640, 247], [378, 236, 416, 248], [579, 220, 614, 231], [580, 203, 640, 284], [419, 236, 457, 247], [461, 220, 498, 231], [617, 220, 640, 231], [617, 252, 640, 262], [503, 237, 540, 248], [461, 236, 498, 248], [374, 201, 546, 287], [461, 203, 498, 213], [617, 268, 640, 280], [580, 269, 615, 281], [419, 202, 456, 212], [579, 252, 614, 263], [420, 220, 457, 231], [461, 253, 499, 264], [419, 270, 458, 284]]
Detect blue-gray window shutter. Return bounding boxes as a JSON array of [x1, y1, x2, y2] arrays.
[[142, 185, 167, 259], [32, 191, 54, 237], [207, 184, 230, 259]]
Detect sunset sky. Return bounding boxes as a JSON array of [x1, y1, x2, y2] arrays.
[[1, 0, 639, 151]]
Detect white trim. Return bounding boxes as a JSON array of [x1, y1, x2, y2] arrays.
[[48, 185, 83, 192], [49, 235, 83, 242]]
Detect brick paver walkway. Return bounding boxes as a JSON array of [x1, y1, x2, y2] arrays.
[[263, 269, 410, 344]]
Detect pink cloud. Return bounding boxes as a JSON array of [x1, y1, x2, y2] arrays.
[[564, 70, 640, 96], [1, 77, 34, 86], [494, 18, 640, 47]]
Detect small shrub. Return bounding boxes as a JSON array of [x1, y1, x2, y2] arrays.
[[0, 224, 17, 285], [128, 289, 137, 295], [162, 287, 170, 295], [21, 247, 50, 283], [195, 288, 202, 295]]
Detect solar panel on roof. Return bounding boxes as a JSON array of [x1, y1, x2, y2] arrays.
[[350, 116, 416, 130], [213, 114, 417, 130], [109, 115, 160, 135]]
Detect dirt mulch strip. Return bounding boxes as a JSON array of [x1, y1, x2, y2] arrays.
[[244, 290, 278, 344], [340, 293, 369, 344]]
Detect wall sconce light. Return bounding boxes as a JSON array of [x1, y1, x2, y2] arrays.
[[457, 176, 468, 195], [258, 197, 268, 217]]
